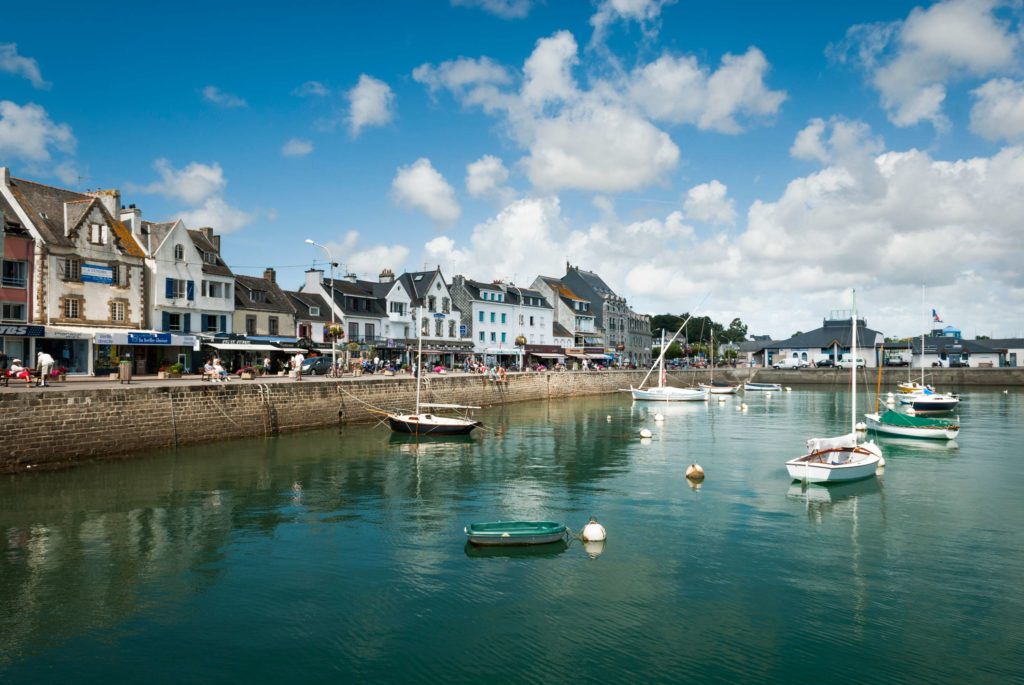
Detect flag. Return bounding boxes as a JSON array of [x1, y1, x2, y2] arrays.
[[932, 309, 941, 322]]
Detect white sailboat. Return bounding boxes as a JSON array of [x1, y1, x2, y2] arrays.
[[786, 291, 883, 483], [897, 288, 959, 412], [699, 330, 740, 394], [386, 309, 482, 435], [631, 328, 708, 402]]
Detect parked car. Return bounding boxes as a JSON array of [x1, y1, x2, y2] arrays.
[[815, 358, 835, 368], [836, 356, 866, 369], [300, 356, 332, 375], [773, 357, 809, 370]]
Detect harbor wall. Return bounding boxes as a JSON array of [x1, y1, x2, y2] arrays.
[[2, 367, 1022, 473]]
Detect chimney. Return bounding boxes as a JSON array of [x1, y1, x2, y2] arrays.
[[199, 226, 220, 253], [379, 268, 395, 283], [1, 167, 9, 185], [120, 206, 142, 236], [263, 268, 276, 283], [344, 272, 357, 283], [86, 189, 121, 217]]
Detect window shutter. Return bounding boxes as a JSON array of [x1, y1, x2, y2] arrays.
[[187, 281, 195, 301], [165, 278, 173, 299], [220, 315, 226, 333], [162, 311, 170, 331], [184, 313, 192, 332]]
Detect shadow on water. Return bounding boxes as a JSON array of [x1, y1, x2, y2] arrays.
[[463, 539, 569, 559]]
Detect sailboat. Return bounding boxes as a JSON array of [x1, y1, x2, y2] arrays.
[[698, 330, 740, 394], [897, 289, 959, 412], [866, 344, 959, 439], [386, 309, 482, 435], [631, 326, 708, 402], [785, 291, 883, 483]]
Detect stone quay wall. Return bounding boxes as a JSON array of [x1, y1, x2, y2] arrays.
[[2, 366, 1021, 473]]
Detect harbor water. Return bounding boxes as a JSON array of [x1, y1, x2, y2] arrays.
[[2, 388, 1022, 683]]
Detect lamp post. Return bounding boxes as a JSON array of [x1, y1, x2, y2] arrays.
[[305, 239, 337, 376], [509, 282, 524, 371]]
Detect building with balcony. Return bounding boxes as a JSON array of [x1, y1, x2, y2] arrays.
[[0, 195, 36, 362], [450, 275, 553, 368], [531, 275, 600, 347]]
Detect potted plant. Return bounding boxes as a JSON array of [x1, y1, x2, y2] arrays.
[[238, 365, 255, 380], [51, 366, 68, 382], [159, 362, 183, 379]]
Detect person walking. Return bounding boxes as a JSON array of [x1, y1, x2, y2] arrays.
[[36, 350, 55, 387], [293, 351, 305, 381]]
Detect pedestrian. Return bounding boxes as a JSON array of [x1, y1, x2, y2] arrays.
[[262, 355, 271, 373], [9, 358, 31, 386], [293, 351, 305, 381], [36, 350, 55, 387]]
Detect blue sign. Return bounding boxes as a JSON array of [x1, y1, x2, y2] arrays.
[[433, 313, 446, 319], [81, 263, 114, 284], [128, 332, 171, 345], [0, 324, 45, 337], [459, 325, 467, 337]]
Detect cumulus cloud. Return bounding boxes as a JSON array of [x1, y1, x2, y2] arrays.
[[347, 74, 395, 137], [970, 78, 1024, 142], [629, 47, 786, 133], [684, 180, 736, 225], [281, 138, 314, 157], [133, 159, 253, 234], [0, 43, 50, 89], [177, 196, 255, 234], [391, 158, 461, 227], [451, 0, 533, 19], [294, 80, 329, 97], [202, 85, 247, 108], [321, 230, 411, 277], [0, 100, 75, 162], [830, 0, 1020, 128], [466, 155, 516, 204], [590, 0, 675, 47], [790, 117, 885, 164]]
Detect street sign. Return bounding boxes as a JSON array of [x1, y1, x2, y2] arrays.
[[433, 313, 446, 319]]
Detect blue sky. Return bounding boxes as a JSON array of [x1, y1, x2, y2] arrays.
[[3, 0, 1024, 338]]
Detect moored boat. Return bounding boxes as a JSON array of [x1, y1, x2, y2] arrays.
[[865, 410, 959, 440], [464, 521, 568, 546], [744, 381, 782, 392]]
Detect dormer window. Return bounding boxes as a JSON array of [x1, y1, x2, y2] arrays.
[[310, 306, 320, 316], [89, 223, 108, 245], [174, 244, 184, 261], [203, 251, 216, 265], [249, 290, 267, 303]]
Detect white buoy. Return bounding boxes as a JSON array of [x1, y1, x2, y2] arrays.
[[606, 415, 612, 421], [654, 413, 664, 422], [685, 463, 705, 481], [741, 403, 749, 412], [855, 421, 867, 432], [785, 387, 792, 392], [581, 517, 607, 542], [639, 428, 653, 438], [1004, 390, 1009, 394]]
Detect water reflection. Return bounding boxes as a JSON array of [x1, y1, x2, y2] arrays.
[[463, 539, 568, 558], [786, 479, 883, 520]]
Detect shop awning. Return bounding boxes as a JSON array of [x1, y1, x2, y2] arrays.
[[206, 343, 280, 351], [275, 347, 309, 353], [528, 352, 564, 358]]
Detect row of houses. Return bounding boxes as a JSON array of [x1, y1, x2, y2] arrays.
[[0, 167, 652, 375]]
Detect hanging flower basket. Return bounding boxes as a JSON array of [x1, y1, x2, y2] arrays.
[[346, 341, 360, 354], [615, 343, 625, 352], [328, 323, 345, 340]]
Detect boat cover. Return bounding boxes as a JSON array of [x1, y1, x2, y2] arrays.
[[806, 433, 857, 452], [878, 410, 954, 427]]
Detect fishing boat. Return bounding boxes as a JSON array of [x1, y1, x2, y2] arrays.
[[386, 309, 482, 435], [864, 409, 960, 440], [464, 521, 568, 546], [631, 329, 709, 402], [744, 381, 782, 392], [786, 290, 882, 484], [699, 331, 741, 394]]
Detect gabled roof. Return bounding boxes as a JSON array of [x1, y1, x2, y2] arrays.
[[566, 265, 619, 299], [552, 322, 573, 339], [773, 318, 879, 350], [911, 336, 997, 354], [398, 269, 444, 304], [187, 229, 233, 277], [323, 279, 387, 317], [142, 221, 176, 254], [285, 290, 331, 322], [234, 274, 297, 315]]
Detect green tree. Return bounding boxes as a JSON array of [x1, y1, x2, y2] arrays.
[[664, 341, 683, 359], [724, 317, 748, 343]]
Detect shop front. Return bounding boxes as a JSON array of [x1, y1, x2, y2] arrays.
[[0, 323, 45, 368], [524, 344, 565, 369], [93, 330, 199, 376], [563, 347, 611, 369], [35, 326, 92, 375]]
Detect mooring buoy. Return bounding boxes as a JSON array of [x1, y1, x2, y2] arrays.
[[582, 517, 607, 542], [685, 463, 705, 481], [639, 428, 653, 438]]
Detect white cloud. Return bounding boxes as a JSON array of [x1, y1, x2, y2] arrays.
[[294, 81, 329, 97], [684, 180, 736, 225], [0, 43, 50, 89], [522, 31, 579, 107], [970, 78, 1024, 142], [0, 100, 75, 162], [412, 57, 514, 113], [628, 47, 786, 133], [347, 74, 395, 137], [137, 159, 226, 204], [590, 0, 674, 47], [391, 158, 461, 227], [202, 85, 247, 108], [177, 196, 254, 234], [281, 138, 314, 157], [322, 230, 411, 277], [831, 0, 1020, 128], [451, 0, 533, 19], [790, 117, 885, 165], [466, 155, 516, 204]]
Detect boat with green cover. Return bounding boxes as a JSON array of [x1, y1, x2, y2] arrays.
[[864, 409, 959, 440], [464, 521, 568, 546]]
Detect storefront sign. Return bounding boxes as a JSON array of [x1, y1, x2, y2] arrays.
[[95, 333, 114, 345], [81, 263, 114, 284], [0, 324, 45, 337], [128, 332, 171, 345]]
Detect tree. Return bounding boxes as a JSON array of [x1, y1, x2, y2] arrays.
[[664, 341, 683, 359], [724, 317, 748, 343]]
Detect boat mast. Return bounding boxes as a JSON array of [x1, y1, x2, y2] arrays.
[[416, 306, 423, 415], [659, 330, 665, 388], [921, 285, 926, 387], [851, 289, 857, 436]]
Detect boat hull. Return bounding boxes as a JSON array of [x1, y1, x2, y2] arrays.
[[785, 443, 882, 484], [465, 521, 567, 546], [700, 383, 740, 394], [744, 382, 782, 392], [910, 398, 959, 412], [864, 413, 959, 440], [631, 386, 708, 401], [388, 414, 481, 435]]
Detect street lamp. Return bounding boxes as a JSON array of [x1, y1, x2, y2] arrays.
[[305, 239, 337, 376], [509, 282, 524, 372]]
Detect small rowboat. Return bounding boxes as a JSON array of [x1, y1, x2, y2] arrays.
[[464, 521, 567, 546], [744, 381, 782, 392]]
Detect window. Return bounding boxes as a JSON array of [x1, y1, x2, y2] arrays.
[[490, 332, 496, 342], [168, 313, 183, 332], [1, 302, 26, 321], [62, 258, 81, 282], [435, 319, 442, 336], [208, 282, 223, 298], [63, 297, 82, 319], [490, 312, 495, 323], [428, 295, 437, 312], [479, 331, 485, 342], [478, 311, 484, 322], [500, 313, 506, 324], [501, 332, 507, 343], [365, 323, 375, 340], [247, 316, 258, 335], [268, 317, 279, 335], [529, 315, 534, 326], [174, 244, 184, 261], [389, 301, 405, 315], [310, 306, 320, 316], [249, 290, 267, 303], [442, 297, 450, 313], [204, 315, 220, 333], [349, 322, 359, 341], [202, 280, 208, 297], [224, 283, 231, 299], [89, 223, 107, 245], [111, 263, 129, 287], [203, 251, 216, 265], [110, 300, 126, 322], [421, 317, 429, 336], [170, 279, 186, 299], [448, 320, 456, 337], [1, 260, 27, 288]]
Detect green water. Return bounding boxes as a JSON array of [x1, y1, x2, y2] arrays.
[[2, 389, 1023, 684]]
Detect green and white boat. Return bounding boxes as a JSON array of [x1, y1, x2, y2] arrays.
[[464, 521, 568, 546], [865, 409, 960, 440]]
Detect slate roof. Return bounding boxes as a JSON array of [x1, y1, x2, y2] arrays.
[[234, 274, 297, 315], [910, 336, 998, 354], [142, 221, 176, 255], [321, 279, 387, 317], [285, 290, 331, 322], [552, 322, 573, 339], [566, 265, 620, 299], [187, 229, 233, 277], [977, 338, 1024, 350], [457, 278, 552, 308], [397, 269, 442, 304], [772, 318, 880, 350]]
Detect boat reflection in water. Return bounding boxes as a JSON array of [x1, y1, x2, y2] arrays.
[[388, 432, 477, 456], [875, 436, 960, 454], [463, 539, 568, 558], [787, 478, 883, 519]]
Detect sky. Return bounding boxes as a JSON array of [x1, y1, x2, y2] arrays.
[[3, 0, 1024, 340]]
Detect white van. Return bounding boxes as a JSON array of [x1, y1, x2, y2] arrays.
[[836, 355, 866, 369]]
